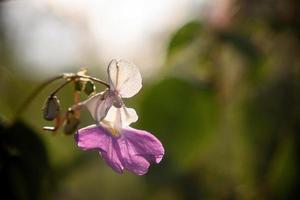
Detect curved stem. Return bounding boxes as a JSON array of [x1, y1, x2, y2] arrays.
[[14, 73, 109, 121], [14, 75, 64, 119], [50, 79, 72, 97], [79, 75, 110, 88]]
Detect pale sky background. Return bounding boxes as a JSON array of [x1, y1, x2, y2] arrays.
[[2, 0, 207, 79]]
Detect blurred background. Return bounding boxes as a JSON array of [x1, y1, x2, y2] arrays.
[[1, 0, 300, 199]]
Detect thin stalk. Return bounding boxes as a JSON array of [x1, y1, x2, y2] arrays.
[[14, 73, 109, 121], [14, 75, 63, 119], [50, 79, 72, 97], [79, 75, 110, 88]]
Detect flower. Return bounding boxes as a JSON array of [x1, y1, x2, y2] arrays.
[[75, 112, 164, 175], [75, 59, 164, 175], [82, 59, 142, 123]]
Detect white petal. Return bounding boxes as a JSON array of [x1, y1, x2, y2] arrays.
[[107, 59, 142, 98], [113, 108, 122, 133], [83, 92, 112, 122], [104, 106, 138, 127]]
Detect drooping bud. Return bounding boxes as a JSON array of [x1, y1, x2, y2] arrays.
[[84, 80, 96, 96], [63, 111, 80, 135], [43, 96, 60, 121], [74, 79, 83, 91]]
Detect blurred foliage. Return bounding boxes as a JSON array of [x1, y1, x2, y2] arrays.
[[0, 121, 53, 200], [1, 0, 300, 199], [168, 21, 203, 58], [139, 78, 218, 169]]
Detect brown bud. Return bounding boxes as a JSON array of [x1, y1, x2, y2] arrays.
[[63, 113, 80, 135], [43, 96, 60, 121]]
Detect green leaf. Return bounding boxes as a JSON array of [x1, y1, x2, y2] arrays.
[[167, 21, 203, 57]]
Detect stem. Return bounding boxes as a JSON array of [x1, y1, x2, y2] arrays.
[[73, 82, 81, 119], [14, 75, 63, 119], [50, 79, 72, 97], [80, 75, 110, 88], [14, 73, 109, 120]]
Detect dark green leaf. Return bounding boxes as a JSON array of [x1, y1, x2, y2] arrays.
[[167, 21, 203, 57]]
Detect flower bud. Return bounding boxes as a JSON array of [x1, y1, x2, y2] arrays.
[[43, 96, 60, 121], [84, 80, 96, 96], [74, 80, 83, 91], [63, 113, 80, 135]]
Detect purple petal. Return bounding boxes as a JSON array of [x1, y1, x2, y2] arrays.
[[76, 125, 164, 175], [101, 137, 124, 174], [75, 124, 111, 151], [76, 124, 124, 173], [117, 137, 150, 175], [122, 127, 165, 164]]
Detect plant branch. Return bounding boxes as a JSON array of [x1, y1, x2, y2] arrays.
[[14, 75, 63, 119]]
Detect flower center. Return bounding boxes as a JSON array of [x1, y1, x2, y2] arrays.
[[109, 91, 123, 108], [101, 120, 121, 137]]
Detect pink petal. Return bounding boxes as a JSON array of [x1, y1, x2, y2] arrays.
[[76, 125, 124, 173], [117, 137, 150, 175], [122, 128, 165, 164], [101, 137, 124, 174], [75, 124, 111, 151], [76, 125, 164, 175]]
